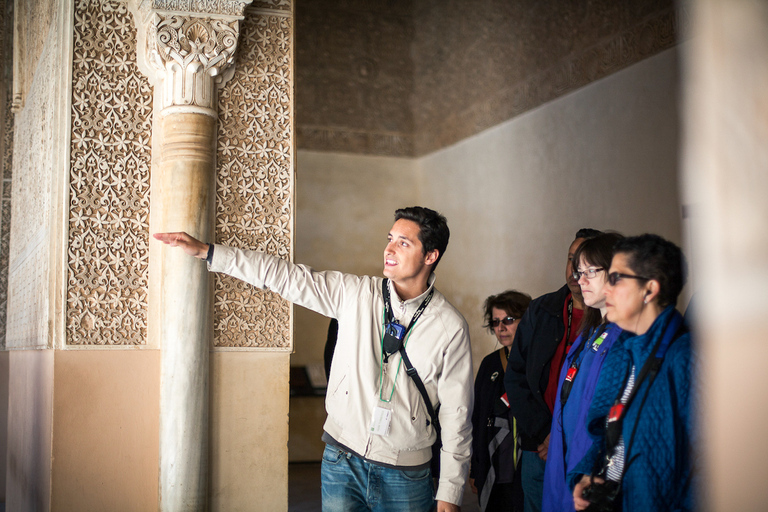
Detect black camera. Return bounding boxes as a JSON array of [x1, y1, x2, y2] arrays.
[[581, 479, 620, 512], [383, 322, 406, 356]]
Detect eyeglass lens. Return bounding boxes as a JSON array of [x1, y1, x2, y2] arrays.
[[573, 268, 603, 280]]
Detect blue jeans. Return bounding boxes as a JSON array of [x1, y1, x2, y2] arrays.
[[321, 444, 435, 512], [521, 451, 545, 512]]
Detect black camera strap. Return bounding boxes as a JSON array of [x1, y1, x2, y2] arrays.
[[381, 278, 433, 361], [381, 278, 440, 430], [603, 313, 684, 468]]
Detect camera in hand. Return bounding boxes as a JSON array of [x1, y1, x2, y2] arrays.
[[581, 479, 620, 512]]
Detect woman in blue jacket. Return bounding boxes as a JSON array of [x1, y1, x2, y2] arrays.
[[570, 234, 694, 512], [543, 232, 626, 512]]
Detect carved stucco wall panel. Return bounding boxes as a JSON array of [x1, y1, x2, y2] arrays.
[[5, 9, 60, 349], [214, 7, 292, 349], [67, 0, 152, 345], [0, 0, 14, 348], [65, 1, 293, 349]]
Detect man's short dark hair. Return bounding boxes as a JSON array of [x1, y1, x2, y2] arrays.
[[574, 228, 603, 240], [394, 206, 449, 272]]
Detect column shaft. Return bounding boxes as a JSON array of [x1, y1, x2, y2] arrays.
[[157, 112, 216, 511]]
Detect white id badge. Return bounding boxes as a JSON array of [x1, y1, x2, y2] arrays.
[[370, 406, 392, 436]]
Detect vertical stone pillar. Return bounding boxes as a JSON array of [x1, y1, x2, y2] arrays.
[[131, 2, 251, 509], [681, 1, 768, 510]]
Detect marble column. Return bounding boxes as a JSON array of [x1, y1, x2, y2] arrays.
[[130, 2, 251, 509]]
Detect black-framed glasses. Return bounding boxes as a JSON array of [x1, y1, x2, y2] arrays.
[[572, 267, 604, 280], [607, 272, 650, 286], [490, 316, 517, 328]]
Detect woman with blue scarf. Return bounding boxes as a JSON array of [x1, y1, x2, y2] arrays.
[[570, 234, 694, 512]]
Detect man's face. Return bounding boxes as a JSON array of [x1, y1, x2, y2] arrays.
[[566, 237, 586, 297], [383, 219, 436, 290]]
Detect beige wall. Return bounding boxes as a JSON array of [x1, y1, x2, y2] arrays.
[[419, 47, 683, 372], [293, 151, 420, 367], [210, 352, 290, 511], [50, 350, 160, 511], [0, 351, 7, 502], [293, 48, 682, 386], [6, 350, 53, 512], [681, 0, 768, 509]]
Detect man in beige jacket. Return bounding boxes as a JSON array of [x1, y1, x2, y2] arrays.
[[155, 206, 473, 512]]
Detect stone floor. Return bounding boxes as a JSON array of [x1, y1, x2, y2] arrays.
[[288, 462, 481, 512]]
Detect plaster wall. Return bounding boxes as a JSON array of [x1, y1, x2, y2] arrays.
[[680, 0, 768, 508], [6, 349, 53, 512], [293, 151, 419, 367], [418, 48, 682, 371], [0, 351, 7, 502], [293, 48, 681, 385], [210, 352, 290, 511], [50, 350, 160, 511]]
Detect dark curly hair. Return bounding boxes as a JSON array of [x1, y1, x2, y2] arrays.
[[483, 290, 532, 333], [613, 234, 687, 308]]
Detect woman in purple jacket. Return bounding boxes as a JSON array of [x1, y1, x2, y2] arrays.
[[542, 232, 626, 512]]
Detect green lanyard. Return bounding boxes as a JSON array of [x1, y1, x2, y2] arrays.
[[378, 306, 416, 402]]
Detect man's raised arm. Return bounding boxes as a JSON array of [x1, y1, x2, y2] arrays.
[[154, 232, 209, 259]]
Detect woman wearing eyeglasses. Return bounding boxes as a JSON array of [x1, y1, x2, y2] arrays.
[[470, 290, 531, 511], [570, 234, 694, 512], [543, 232, 628, 512]]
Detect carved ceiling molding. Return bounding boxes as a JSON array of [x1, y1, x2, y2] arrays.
[[213, 8, 293, 349], [295, 1, 680, 158], [414, 6, 680, 155]]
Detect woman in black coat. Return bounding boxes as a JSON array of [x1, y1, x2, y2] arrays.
[[470, 290, 531, 512]]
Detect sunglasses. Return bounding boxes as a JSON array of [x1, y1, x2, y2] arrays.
[[607, 272, 650, 286], [490, 316, 517, 328]]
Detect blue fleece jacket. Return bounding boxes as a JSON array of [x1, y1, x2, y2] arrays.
[[543, 323, 627, 512], [567, 306, 695, 512]]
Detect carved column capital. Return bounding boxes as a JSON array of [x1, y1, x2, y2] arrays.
[[127, 0, 252, 112]]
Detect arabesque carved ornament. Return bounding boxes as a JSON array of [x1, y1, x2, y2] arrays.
[[147, 14, 241, 109], [67, 0, 152, 346], [214, 10, 293, 349]]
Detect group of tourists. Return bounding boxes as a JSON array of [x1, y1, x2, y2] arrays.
[[471, 229, 694, 512], [154, 207, 694, 512]]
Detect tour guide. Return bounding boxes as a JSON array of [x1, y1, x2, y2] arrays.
[[155, 206, 473, 512]]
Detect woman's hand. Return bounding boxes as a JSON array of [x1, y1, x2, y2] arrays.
[[573, 474, 604, 511], [469, 477, 477, 494]]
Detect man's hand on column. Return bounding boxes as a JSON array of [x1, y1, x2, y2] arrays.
[[153, 232, 209, 259]]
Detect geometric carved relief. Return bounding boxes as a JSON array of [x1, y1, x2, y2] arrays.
[[67, 0, 152, 345], [214, 7, 292, 349]]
